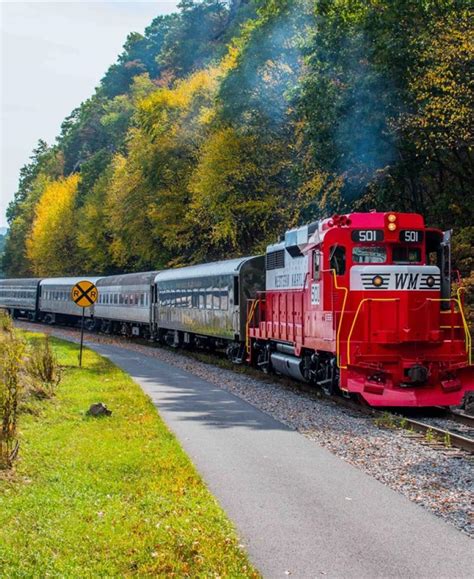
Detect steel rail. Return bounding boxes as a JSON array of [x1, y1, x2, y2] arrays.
[[446, 409, 474, 428], [400, 417, 474, 454]]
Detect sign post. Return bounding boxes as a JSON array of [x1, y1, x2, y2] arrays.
[[71, 280, 98, 367]]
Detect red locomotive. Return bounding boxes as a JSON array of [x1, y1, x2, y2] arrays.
[[247, 212, 472, 407]]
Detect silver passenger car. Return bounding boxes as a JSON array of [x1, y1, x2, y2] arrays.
[[95, 272, 158, 335], [39, 277, 101, 322], [153, 256, 265, 342], [0, 278, 41, 319]]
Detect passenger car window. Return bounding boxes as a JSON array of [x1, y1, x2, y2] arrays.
[[330, 245, 346, 275], [220, 291, 228, 311]]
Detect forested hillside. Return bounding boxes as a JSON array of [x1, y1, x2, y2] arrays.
[[3, 0, 473, 283]]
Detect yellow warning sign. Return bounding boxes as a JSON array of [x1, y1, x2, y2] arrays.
[[71, 280, 98, 308]]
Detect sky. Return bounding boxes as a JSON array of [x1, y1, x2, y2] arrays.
[[0, 0, 179, 229]]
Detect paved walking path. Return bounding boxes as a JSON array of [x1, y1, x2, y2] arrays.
[[80, 341, 473, 578]]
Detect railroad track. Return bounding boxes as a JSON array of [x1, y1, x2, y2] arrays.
[[324, 395, 474, 455], [446, 408, 474, 428], [15, 319, 474, 456], [398, 417, 474, 455]]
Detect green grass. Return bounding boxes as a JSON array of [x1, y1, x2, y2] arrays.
[[0, 333, 258, 577]]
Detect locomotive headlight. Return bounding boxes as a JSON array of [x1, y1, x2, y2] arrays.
[[388, 214, 397, 223], [372, 275, 384, 287], [426, 275, 435, 288], [388, 222, 397, 231]]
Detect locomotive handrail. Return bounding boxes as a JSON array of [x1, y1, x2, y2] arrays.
[[321, 268, 348, 369], [246, 298, 260, 355], [346, 298, 400, 367], [427, 296, 471, 365], [456, 287, 471, 357]]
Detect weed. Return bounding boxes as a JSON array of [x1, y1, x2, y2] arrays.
[[375, 411, 397, 429], [26, 337, 62, 398], [0, 331, 25, 468], [425, 428, 435, 443], [0, 310, 13, 334], [444, 432, 452, 447]]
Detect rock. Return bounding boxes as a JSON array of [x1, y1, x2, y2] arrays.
[[460, 391, 474, 415], [86, 402, 112, 417]]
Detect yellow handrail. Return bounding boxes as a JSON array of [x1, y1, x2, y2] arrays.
[[245, 298, 260, 355], [427, 297, 472, 365], [346, 298, 399, 366], [322, 269, 348, 369], [457, 287, 471, 359]]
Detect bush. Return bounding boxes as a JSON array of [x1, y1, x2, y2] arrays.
[[0, 310, 13, 334], [26, 337, 62, 399], [0, 330, 24, 468]]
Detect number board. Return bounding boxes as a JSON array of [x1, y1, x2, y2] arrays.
[[351, 229, 384, 243], [399, 230, 424, 243], [71, 280, 98, 308]]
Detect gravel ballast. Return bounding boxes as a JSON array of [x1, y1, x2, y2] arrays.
[[17, 322, 474, 537]]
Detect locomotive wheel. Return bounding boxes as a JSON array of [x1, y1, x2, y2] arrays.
[[320, 357, 339, 396], [256, 344, 271, 373]]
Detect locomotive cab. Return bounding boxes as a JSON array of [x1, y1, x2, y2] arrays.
[[319, 213, 470, 405]]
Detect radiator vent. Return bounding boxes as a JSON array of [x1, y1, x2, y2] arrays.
[[266, 250, 285, 270]]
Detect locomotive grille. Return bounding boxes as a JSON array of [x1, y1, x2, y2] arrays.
[[266, 250, 285, 270]]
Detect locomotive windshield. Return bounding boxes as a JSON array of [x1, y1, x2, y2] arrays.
[[392, 247, 422, 264], [352, 246, 386, 264]]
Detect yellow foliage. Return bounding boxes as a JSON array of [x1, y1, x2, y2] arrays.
[[189, 127, 283, 256], [138, 67, 221, 139], [102, 67, 225, 268], [26, 174, 81, 276], [403, 10, 473, 150]]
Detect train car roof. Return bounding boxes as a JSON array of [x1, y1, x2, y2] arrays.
[[96, 271, 159, 287], [0, 278, 42, 286], [154, 256, 261, 283], [39, 276, 102, 287]]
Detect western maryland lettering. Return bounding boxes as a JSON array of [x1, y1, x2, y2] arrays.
[[274, 273, 305, 289]]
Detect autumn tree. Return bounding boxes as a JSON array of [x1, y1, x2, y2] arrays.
[[105, 68, 220, 269], [3, 142, 63, 276], [27, 175, 82, 276]]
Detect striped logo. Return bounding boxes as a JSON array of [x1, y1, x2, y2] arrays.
[[352, 266, 441, 291]]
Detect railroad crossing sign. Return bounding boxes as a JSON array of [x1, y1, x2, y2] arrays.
[[71, 280, 98, 368], [71, 280, 98, 308]]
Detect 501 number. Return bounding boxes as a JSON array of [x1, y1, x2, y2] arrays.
[[400, 230, 423, 243]]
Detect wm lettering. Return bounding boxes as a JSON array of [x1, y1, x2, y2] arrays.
[[395, 273, 419, 289]]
